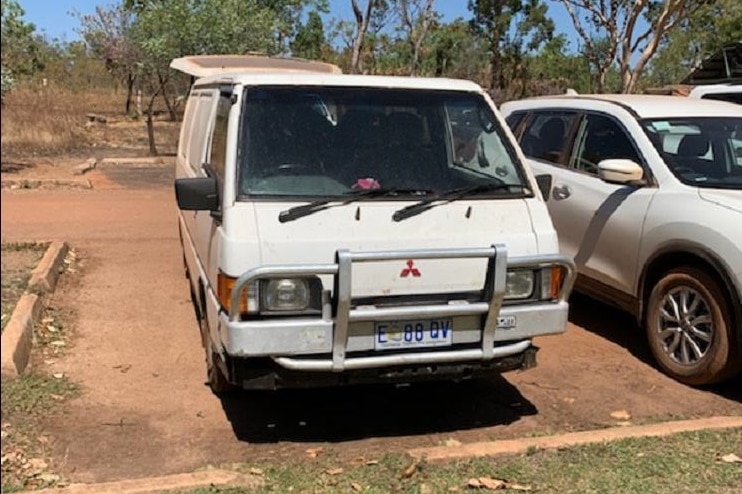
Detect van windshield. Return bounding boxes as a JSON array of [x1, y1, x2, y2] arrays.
[[238, 86, 528, 199]]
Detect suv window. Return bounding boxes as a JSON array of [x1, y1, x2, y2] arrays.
[[520, 112, 578, 164], [572, 114, 641, 175], [642, 117, 742, 188], [504, 112, 526, 133]]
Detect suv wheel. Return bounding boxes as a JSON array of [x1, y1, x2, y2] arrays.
[[646, 267, 739, 386]]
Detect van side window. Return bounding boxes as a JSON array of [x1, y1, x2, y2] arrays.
[[208, 94, 231, 179], [446, 100, 523, 184], [520, 112, 578, 165], [179, 94, 197, 161], [188, 91, 217, 173]]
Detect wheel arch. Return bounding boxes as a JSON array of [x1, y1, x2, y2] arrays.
[[638, 246, 741, 345]]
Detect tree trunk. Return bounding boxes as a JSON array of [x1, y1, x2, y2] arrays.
[[146, 108, 158, 156], [489, 47, 503, 91], [595, 67, 608, 94], [157, 70, 177, 121], [125, 73, 135, 116], [145, 85, 163, 156], [350, 0, 374, 74]]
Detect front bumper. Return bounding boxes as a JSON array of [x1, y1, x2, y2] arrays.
[[221, 245, 575, 373]]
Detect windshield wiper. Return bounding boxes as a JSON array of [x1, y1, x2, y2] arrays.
[[392, 183, 531, 222], [279, 188, 433, 223]]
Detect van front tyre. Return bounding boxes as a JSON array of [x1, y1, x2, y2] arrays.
[[206, 349, 233, 395], [646, 267, 739, 386], [200, 319, 235, 395]]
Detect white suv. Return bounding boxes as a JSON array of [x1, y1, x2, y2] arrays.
[[501, 94, 742, 386], [688, 83, 741, 105]]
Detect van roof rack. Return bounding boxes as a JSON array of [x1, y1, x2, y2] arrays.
[[170, 54, 342, 78]]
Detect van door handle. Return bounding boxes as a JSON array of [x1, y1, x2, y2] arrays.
[[552, 184, 571, 200]]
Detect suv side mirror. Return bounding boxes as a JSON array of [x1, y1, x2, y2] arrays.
[[597, 159, 644, 185], [534, 174, 553, 201], [175, 177, 219, 211]]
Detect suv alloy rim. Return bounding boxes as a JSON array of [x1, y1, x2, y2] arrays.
[[657, 286, 713, 365]]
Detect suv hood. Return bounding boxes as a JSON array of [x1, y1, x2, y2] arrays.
[[699, 189, 742, 213], [222, 199, 543, 297]]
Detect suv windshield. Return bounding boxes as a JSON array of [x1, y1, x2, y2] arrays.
[[642, 117, 742, 189], [238, 86, 528, 198]]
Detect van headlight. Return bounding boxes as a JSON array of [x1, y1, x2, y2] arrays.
[[262, 278, 311, 311], [504, 270, 535, 299]]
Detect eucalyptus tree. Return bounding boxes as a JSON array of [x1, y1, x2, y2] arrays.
[[397, 0, 438, 76], [559, 0, 711, 93], [468, 0, 554, 92], [648, 0, 742, 86], [126, 0, 279, 154], [258, 0, 328, 52], [291, 10, 328, 60], [425, 18, 487, 80], [77, 4, 140, 114], [1, 0, 44, 99]]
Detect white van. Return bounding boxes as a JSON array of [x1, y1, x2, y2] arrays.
[[171, 55, 575, 393]]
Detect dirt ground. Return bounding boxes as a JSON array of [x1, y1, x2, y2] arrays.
[[1, 159, 740, 485]]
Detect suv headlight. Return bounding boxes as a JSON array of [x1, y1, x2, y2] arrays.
[[505, 270, 534, 299]]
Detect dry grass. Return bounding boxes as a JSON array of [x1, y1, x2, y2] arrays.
[[1, 84, 179, 159]]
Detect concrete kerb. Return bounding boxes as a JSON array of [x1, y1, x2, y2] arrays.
[[1, 179, 92, 190], [1, 240, 70, 378], [408, 415, 742, 462], [99, 157, 172, 167], [20, 469, 262, 494]]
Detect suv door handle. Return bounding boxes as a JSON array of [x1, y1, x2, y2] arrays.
[[552, 184, 571, 200]]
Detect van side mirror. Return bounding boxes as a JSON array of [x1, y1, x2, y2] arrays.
[[534, 174, 552, 201], [175, 177, 219, 211], [597, 159, 644, 185]]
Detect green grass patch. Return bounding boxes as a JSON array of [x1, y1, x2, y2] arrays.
[[1, 373, 77, 492], [174, 428, 742, 494]]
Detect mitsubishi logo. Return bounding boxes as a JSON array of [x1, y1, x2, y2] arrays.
[[400, 260, 421, 277]]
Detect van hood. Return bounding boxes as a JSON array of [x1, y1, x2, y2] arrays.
[[223, 199, 542, 297], [698, 189, 742, 213]]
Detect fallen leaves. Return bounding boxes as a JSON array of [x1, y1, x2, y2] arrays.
[[467, 476, 531, 491], [305, 447, 323, 458], [610, 410, 632, 421], [444, 438, 463, 447], [402, 460, 419, 479]]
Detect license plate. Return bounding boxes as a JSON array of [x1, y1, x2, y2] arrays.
[[374, 319, 453, 350]]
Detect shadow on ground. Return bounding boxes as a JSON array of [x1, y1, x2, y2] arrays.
[[220, 376, 536, 443], [1, 161, 36, 173], [101, 164, 174, 189], [568, 292, 742, 403]]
